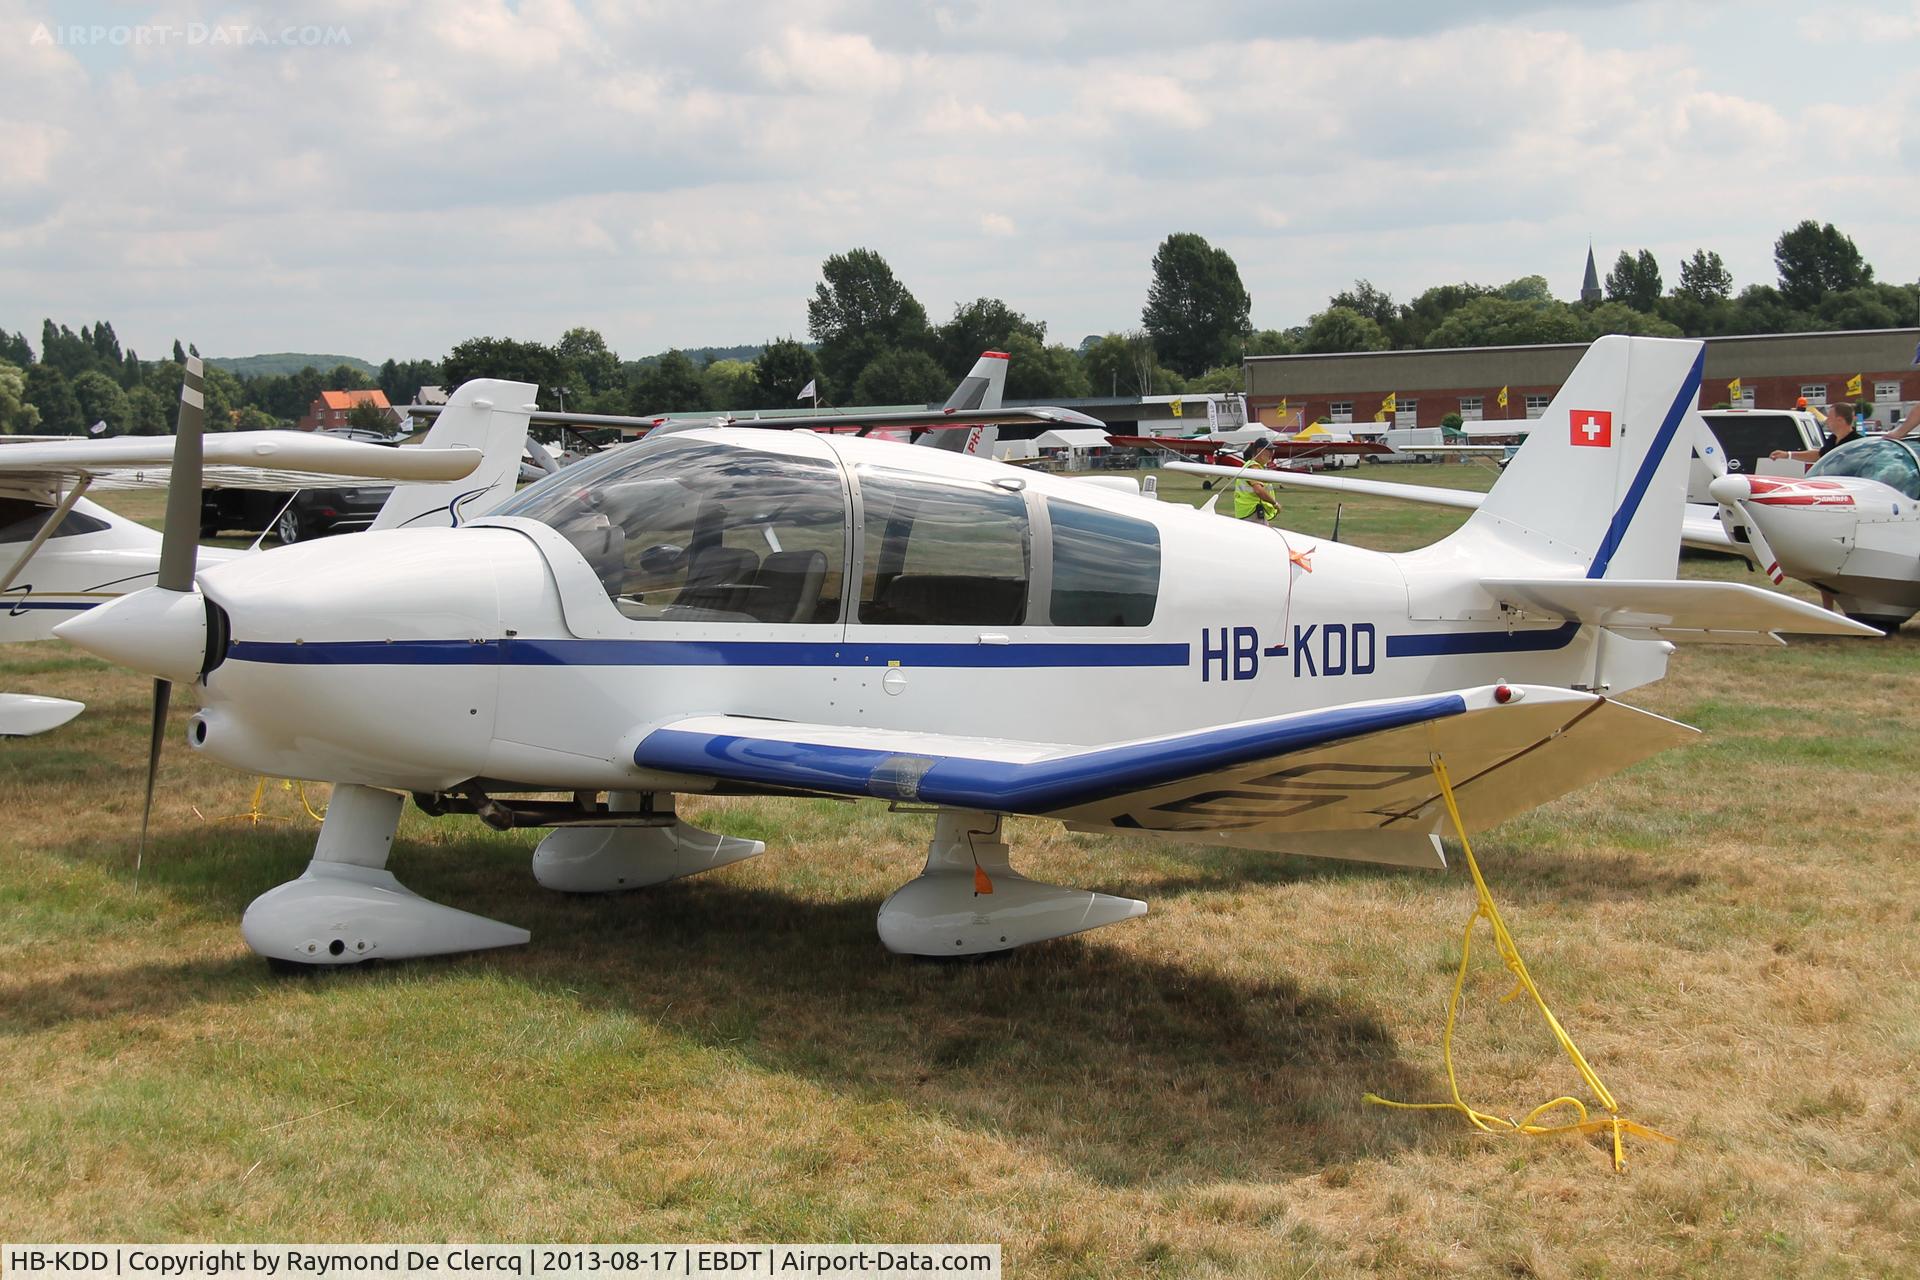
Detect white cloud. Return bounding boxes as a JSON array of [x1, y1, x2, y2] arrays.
[[0, 0, 1914, 361]]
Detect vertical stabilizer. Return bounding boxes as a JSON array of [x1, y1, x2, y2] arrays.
[[370, 380, 536, 531], [923, 351, 1009, 455], [1460, 335, 1704, 580]]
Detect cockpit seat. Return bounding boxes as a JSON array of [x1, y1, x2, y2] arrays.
[[749, 549, 828, 624]]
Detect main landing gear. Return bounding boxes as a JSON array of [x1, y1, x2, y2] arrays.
[[240, 792, 1144, 966], [877, 810, 1146, 956]]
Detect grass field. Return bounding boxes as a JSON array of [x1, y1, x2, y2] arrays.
[[2, 464, 1917, 1276]]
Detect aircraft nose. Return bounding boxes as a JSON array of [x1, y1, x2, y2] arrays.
[[1707, 474, 1753, 505], [55, 586, 218, 684]]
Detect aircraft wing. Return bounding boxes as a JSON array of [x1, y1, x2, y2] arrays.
[[1117, 437, 1392, 457], [1166, 460, 1485, 509], [1481, 578, 1879, 641], [0, 432, 483, 502], [632, 684, 1696, 867]]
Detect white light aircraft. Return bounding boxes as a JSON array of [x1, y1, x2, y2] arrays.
[[0, 365, 536, 734], [56, 337, 1872, 968], [1697, 433, 1920, 630]]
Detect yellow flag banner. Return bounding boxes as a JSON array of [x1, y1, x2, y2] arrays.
[[1497, 385, 1510, 409], [1846, 373, 1863, 398], [1170, 398, 1183, 418], [1382, 392, 1397, 415], [1278, 397, 1288, 415], [1728, 377, 1742, 402], [1373, 410, 1387, 423]]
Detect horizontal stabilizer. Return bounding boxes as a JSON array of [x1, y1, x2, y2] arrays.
[[633, 685, 1698, 860], [1483, 578, 1878, 640]]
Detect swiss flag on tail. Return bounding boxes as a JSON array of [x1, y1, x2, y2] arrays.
[[1570, 409, 1613, 447]]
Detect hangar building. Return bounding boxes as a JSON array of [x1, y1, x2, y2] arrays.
[[1245, 328, 1920, 436]]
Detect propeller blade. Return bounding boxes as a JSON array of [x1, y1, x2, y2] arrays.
[[1734, 500, 1786, 585], [135, 356, 206, 883], [135, 677, 172, 886], [157, 356, 206, 593]]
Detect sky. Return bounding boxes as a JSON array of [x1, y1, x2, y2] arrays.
[[3, 0, 1917, 364]]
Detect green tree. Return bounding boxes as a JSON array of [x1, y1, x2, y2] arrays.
[[752, 338, 821, 406], [234, 405, 282, 431], [1142, 232, 1252, 377], [1580, 301, 1682, 339], [1328, 279, 1398, 330], [1727, 284, 1811, 335], [0, 360, 41, 434], [555, 327, 622, 396], [0, 329, 32, 366], [935, 298, 1046, 378], [1399, 283, 1490, 347], [124, 386, 172, 435], [851, 348, 950, 405], [1604, 250, 1662, 312], [1498, 275, 1554, 304], [807, 249, 931, 393], [1809, 282, 1915, 330], [1243, 328, 1294, 357], [377, 357, 444, 405], [1298, 306, 1390, 354], [1676, 249, 1733, 303], [628, 349, 705, 413], [1774, 220, 1873, 309], [1191, 365, 1243, 393], [442, 337, 566, 408], [700, 359, 760, 412], [1082, 331, 1172, 397], [24, 364, 81, 434], [347, 398, 396, 434], [1000, 333, 1091, 401], [1424, 296, 1586, 347], [70, 369, 131, 433]]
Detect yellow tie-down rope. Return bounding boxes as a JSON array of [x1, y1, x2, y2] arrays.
[[1365, 753, 1676, 1172], [200, 777, 329, 826]]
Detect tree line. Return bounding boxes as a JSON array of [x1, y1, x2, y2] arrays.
[[2, 219, 1910, 435]]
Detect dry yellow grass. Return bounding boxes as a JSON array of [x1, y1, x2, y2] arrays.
[[0, 473, 1916, 1276]]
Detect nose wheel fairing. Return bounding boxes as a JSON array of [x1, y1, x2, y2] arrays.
[[241, 784, 527, 966]]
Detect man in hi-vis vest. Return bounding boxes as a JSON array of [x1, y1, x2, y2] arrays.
[[1232, 442, 1280, 523]]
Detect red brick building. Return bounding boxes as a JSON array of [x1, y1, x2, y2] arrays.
[[1245, 328, 1920, 437], [298, 388, 395, 432]]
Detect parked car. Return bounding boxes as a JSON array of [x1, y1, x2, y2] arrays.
[[1693, 409, 1826, 503], [199, 426, 399, 542]]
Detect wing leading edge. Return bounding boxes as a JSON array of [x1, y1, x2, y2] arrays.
[[633, 685, 1697, 867]]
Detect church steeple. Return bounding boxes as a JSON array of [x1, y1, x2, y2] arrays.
[[1580, 244, 1602, 305]]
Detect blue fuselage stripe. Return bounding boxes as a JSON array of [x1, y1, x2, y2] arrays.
[[226, 637, 1193, 669], [637, 692, 1469, 813]]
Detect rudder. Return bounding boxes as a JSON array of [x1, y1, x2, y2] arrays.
[[1462, 335, 1704, 580]]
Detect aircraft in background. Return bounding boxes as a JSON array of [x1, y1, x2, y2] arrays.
[[55, 336, 1871, 969], [1701, 432, 1920, 630], [0, 369, 532, 734]]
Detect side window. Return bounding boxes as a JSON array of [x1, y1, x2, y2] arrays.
[[498, 439, 847, 624], [0, 498, 110, 543], [1046, 499, 1160, 627], [856, 467, 1029, 626]]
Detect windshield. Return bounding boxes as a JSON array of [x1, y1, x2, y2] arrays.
[[495, 435, 849, 624], [1807, 436, 1920, 501]]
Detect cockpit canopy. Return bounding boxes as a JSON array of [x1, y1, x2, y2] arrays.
[[492, 432, 1163, 628], [1808, 436, 1920, 501]]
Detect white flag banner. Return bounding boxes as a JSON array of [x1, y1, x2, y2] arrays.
[[89, 420, 108, 435], [796, 379, 816, 401]]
